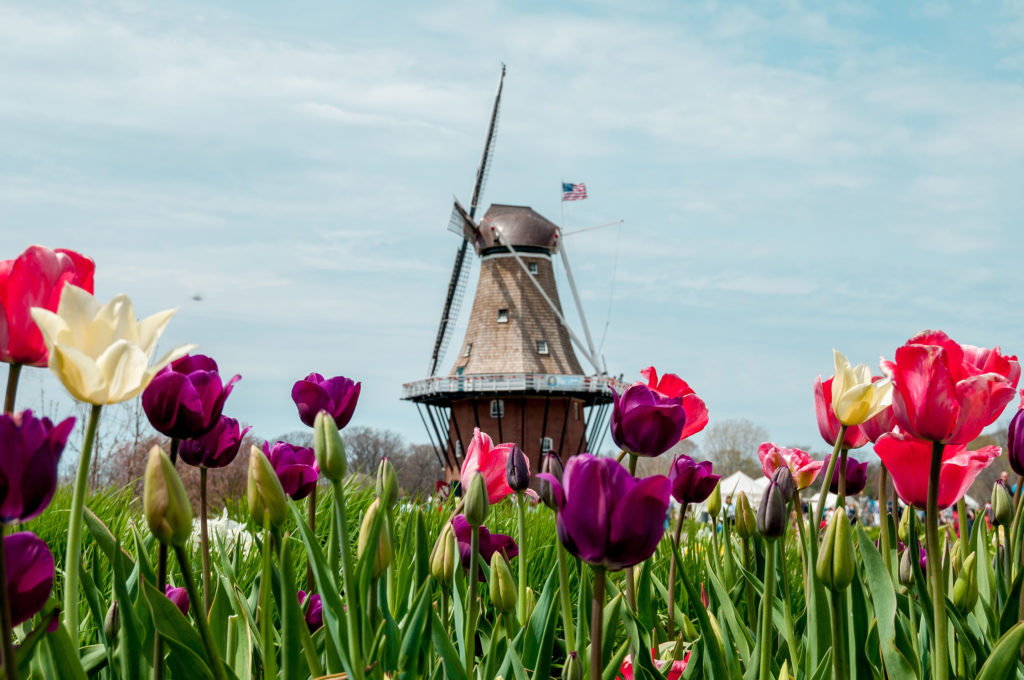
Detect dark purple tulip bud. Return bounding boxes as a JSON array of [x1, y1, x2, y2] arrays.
[[668, 455, 720, 504], [506, 445, 530, 492], [609, 384, 686, 458], [297, 590, 323, 632], [142, 354, 240, 440], [1009, 399, 1024, 476], [535, 453, 671, 570], [817, 455, 869, 496], [4, 532, 54, 625], [756, 481, 787, 540], [291, 373, 361, 429], [451, 515, 518, 580], [539, 452, 564, 510], [263, 441, 319, 500], [178, 416, 251, 469], [0, 410, 74, 524], [164, 585, 190, 616], [770, 466, 795, 504]]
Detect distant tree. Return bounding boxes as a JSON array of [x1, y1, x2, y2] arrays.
[[395, 443, 446, 497], [702, 418, 767, 478], [632, 439, 699, 478], [342, 426, 407, 476]]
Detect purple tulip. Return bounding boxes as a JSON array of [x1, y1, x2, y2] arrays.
[[609, 384, 686, 458], [4, 532, 54, 625], [142, 354, 240, 440], [668, 455, 720, 505], [0, 410, 74, 524], [1009, 400, 1024, 476], [451, 515, 518, 580], [264, 441, 319, 500], [291, 373, 360, 429], [817, 454, 869, 496], [164, 584, 190, 616], [536, 453, 671, 570], [297, 590, 323, 632], [179, 415, 252, 469]]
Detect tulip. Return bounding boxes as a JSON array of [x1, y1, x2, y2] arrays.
[[247, 445, 289, 527], [884, 330, 1018, 445], [536, 453, 670, 570], [0, 245, 94, 367], [618, 650, 689, 679], [429, 521, 459, 587], [103, 601, 119, 640], [951, 553, 978, 614], [142, 354, 240, 440], [898, 548, 916, 586], [450, 515, 519, 578], [165, 585, 190, 617], [991, 481, 1012, 526], [291, 373, 360, 429], [830, 350, 893, 426], [640, 366, 709, 440], [756, 480, 787, 540], [357, 498, 392, 579], [464, 472, 489, 527], [3, 531, 54, 625], [817, 454, 869, 496], [30, 285, 194, 405], [489, 552, 517, 614], [874, 432, 1000, 510], [734, 492, 756, 539], [707, 481, 722, 517], [1008, 391, 1024, 476], [816, 510, 854, 590], [505, 444, 530, 492], [563, 651, 583, 680], [0, 410, 74, 523], [460, 427, 517, 504], [263, 440, 318, 501], [609, 384, 686, 457], [297, 591, 323, 632], [814, 375, 869, 450], [668, 455, 720, 504], [758, 442, 822, 490], [313, 410, 348, 481], [771, 467, 795, 504], [861, 391, 897, 443], [144, 446, 193, 547], [539, 451, 564, 510], [376, 457, 398, 508], [178, 415, 251, 469]]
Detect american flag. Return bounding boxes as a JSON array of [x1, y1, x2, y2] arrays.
[[561, 182, 587, 201]]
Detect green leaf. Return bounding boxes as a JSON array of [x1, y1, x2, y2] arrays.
[[708, 556, 753, 661], [678, 551, 729, 680], [999, 567, 1024, 637], [976, 620, 1024, 680], [430, 606, 468, 680], [855, 526, 916, 680], [397, 582, 432, 678], [111, 538, 144, 680], [522, 569, 559, 679], [41, 619, 88, 680], [141, 578, 209, 666]]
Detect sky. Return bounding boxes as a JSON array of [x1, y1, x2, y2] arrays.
[[2, 0, 1023, 461]]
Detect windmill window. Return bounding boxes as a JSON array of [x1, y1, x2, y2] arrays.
[[528, 262, 539, 275], [540, 437, 553, 453], [490, 399, 504, 418], [537, 340, 549, 355], [464, 343, 472, 357], [497, 308, 509, 323]]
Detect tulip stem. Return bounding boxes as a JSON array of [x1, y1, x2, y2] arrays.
[[63, 402, 102, 643], [667, 504, 687, 640], [153, 438, 178, 680], [778, 539, 798, 671], [331, 479, 364, 680], [2, 364, 20, 415], [758, 540, 777, 680], [515, 491, 529, 626], [259, 516, 277, 680], [742, 537, 757, 629], [879, 466, 893, 575], [464, 525, 480, 678], [829, 589, 848, 680], [926, 441, 949, 680], [556, 543, 576, 652], [306, 484, 317, 592], [172, 545, 228, 680], [0, 531, 20, 680], [814, 425, 846, 529], [624, 454, 638, 612], [200, 468, 212, 616], [590, 566, 606, 680]]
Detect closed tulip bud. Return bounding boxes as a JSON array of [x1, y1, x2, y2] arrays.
[[506, 445, 530, 492], [991, 482, 1012, 526], [429, 522, 458, 587], [756, 481, 787, 540], [489, 552, 517, 614], [899, 548, 915, 586], [952, 552, 978, 614], [376, 457, 398, 508], [734, 492, 755, 539], [898, 508, 910, 544], [562, 651, 582, 680], [357, 498, 392, 578], [950, 540, 963, 573], [523, 586, 536, 622], [771, 466, 795, 504], [707, 481, 722, 518], [144, 446, 193, 547], [247, 445, 288, 527], [313, 411, 347, 481], [103, 601, 119, 640], [539, 452, 564, 510], [465, 472, 489, 527], [816, 510, 854, 590]]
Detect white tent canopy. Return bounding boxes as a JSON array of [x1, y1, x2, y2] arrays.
[[716, 471, 770, 508]]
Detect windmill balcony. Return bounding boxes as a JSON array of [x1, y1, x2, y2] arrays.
[[401, 373, 625, 403]]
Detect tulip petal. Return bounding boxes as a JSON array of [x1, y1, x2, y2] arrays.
[[892, 344, 959, 442], [137, 308, 179, 359], [93, 294, 140, 355], [96, 340, 150, 404], [55, 285, 101, 345], [948, 374, 1015, 444], [608, 475, 670, 570], [49, 344, 106, 403]]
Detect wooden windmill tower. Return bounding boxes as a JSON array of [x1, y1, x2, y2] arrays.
[[402, 66, 622, 480]]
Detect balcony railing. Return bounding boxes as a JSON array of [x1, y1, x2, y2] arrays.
[[401, 373, 625, 399]]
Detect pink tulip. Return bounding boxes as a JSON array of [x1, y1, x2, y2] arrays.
[[873, 432, 1000, 510], [758, 442, 822, 490], [618, 650, 689, 679], [460, 428, 518, 504], [884, 330, 1018, 445], [640, 366, 709, 440], [813, 375, 869, 449]]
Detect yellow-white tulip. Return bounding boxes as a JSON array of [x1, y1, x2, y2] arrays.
[[29, 285, 195, 405], [831, 349, 893, 426]]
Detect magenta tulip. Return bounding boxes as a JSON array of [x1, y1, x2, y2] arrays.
[[291, 373, 360, 428], [179, 415, 251, 469], [610, 384, 686, 458], [537, 453, 670, 570], [1008, 391, 1024, 476], [4, 531, 54, 625], [164, 584, 190, 616], [142, 354, 240, 440], [817, 454, 869, 495], [297, 590, 323, 632], [451, 514, 518, 579], [264, 441, 319, 500], [640, 367, 709, 440], [0, 410, 74, 524], [668, 455, 720, 504]]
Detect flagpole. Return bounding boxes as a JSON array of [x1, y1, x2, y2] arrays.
[[560, 178, 565, 231]]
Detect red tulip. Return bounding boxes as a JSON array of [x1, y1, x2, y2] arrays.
[[873, 432, 1000, 510], [460, 428, 518, 504], [640, 366, 709, 440], [813, 376, 868, 449], [884, 330, 1018, 445], [618, 650, 689, 679], [0, 246, 95, 366], [758, 442, 822, 490]]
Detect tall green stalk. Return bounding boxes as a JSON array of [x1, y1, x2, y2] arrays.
[[515, 491, 528, 626], [63, 403, 102, 642], [200, 468, 212, 615], [153, 438, 179, 680], [331, 479, 364, 680], [666, 505, 687, 639], [464, 525, 480, 678], [878, 466, 893, 574], [556, 543, 576, 652], [814, 426, 846, 531], [173, 545, 228, 680], [758, 541, 777, 680], [3, 364, 21, 415], [259, 517, 276, 680], [590, 566, 606, 680], [925, 441, 949, 680], [829, 591, 848, 680]]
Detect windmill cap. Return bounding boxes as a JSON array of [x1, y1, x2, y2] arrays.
[[478, 204, 560, 253]]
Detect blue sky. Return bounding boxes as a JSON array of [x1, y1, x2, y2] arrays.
[[3, 0, 1023, 461]]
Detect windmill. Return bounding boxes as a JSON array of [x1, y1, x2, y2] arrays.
[[404, 65, 623, 480]]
